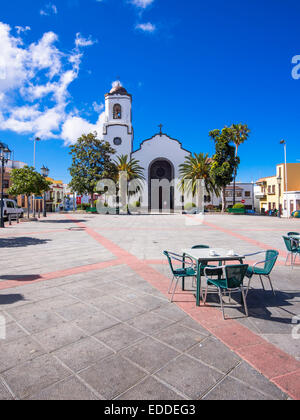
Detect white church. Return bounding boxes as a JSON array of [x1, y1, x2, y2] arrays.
[[99, 82, 255, 213], [101, 82, 191, 212]]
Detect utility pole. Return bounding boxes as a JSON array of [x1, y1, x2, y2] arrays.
[[280, 140, 288, 217], [32, 137, 41, 218]]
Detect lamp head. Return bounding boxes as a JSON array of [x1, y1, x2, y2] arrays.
[[0, 142, 12, 160], [41, 165, 49, 177]]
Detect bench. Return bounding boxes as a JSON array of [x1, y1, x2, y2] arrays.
[[227, 208, 245, 215]]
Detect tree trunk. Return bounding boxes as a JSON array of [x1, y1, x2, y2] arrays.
[[233, 146, 238, 206], [233, 172, 236, 206], [222, 187, 226, 213], [116, 187, 120, 215], [27, 195, 30, 219]]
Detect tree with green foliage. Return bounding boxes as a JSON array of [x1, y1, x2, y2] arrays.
[[209, 127, 239, 212], [69, 132, 116, 203], [101, 154, 145, 214], [179, 153, 219, 208], [8, 166, 51, 219], [231, 123, 250, 205]]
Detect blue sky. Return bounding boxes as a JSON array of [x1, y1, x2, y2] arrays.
[[0, 0, 300, 183]]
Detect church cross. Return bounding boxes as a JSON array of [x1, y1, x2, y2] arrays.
[[158, 124, 163, 136]]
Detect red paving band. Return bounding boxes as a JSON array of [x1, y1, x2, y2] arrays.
[[1, 214, 299, 399]]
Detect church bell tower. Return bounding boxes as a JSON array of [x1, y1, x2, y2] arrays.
[[102, 82, 133, 157]]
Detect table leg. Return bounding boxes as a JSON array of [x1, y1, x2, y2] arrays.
[[239, 258, 246, 309], [196, 260, 201, 307], [182, 253, 185, 291]]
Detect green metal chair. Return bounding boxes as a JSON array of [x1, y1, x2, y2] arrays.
[[163, 251, 197, 302], [244, 250, 279, 295], [283, 236, 300, 268], [192, 245, 210, 249], [203, 264, 249, 319]]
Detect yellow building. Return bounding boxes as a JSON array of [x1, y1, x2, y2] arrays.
[[45, 177, 64, 212], [256, 163, 300, 216]]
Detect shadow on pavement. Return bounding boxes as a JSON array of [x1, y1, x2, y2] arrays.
[[0, 294, 26, 305], [0, 237, 51, 248], [38, 219, 87, 224], [0, 275, 41, 281], [204, 289, 300, 323]]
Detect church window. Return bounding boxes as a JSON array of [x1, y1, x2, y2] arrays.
[[156, 168, 166, 178], [113, 137, 122, 146], [113, 104, 122, 119]]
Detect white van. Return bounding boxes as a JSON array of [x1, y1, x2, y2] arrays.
[[1, 199, 24, 220]]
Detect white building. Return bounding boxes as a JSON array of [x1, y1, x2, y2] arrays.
[[200, 182, 257, 211], [0, 160, 27, 169], [102, 83, 190, 212], [102, 83, 256, 212]]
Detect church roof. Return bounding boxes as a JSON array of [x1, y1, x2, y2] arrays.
[[105, 83, 132, 97]]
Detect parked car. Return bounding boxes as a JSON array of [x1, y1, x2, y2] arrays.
[[1, 199, 24, 220]]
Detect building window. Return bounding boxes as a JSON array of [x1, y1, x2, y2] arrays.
[[245, 191, 251, 197], [3, 179, 9, 189], [268, 186, 271, 194], [225, 190, 232, 197], [236, 191, 242, 198], [272, 185, 275, 194], [113, 137, 122, 146], [113, 104, 122, 119], [156, 168, 166, 178]]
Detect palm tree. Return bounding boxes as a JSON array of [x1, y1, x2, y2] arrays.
[[179, 153, 218, 209], [231, 124, 250, 205], [110, 155, 145, 214]]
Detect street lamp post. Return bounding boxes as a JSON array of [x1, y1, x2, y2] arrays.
[[32, 137, 41, 218], [41, 165, 49, 218], [277, 175, 282, 218], [0, 142, 12, 228], [280, 140, 288, 217]]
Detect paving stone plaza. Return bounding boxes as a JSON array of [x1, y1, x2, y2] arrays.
[[0, 213, 299, 400]]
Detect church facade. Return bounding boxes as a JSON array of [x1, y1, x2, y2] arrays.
[[102, 83, 191, 211]]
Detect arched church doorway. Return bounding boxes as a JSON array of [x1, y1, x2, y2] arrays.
[[148, 159, 174, 213]]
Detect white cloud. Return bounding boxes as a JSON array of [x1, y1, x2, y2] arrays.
[[61, 112, 106, 145], [15, 26, 31, 35], [40, 3, 58, 16], [130, 0, 154, 9], [0, 21, 98, 141], [135, 22, 156, 33], [92, 101, 104, 113], [75, 33, 97, 48]]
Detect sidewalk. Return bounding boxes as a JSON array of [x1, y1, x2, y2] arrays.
[[0, 213, 299, 400]]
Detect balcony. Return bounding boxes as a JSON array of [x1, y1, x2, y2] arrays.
[[255, 192, 267, 200]]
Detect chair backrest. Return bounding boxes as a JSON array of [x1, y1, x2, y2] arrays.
[[191, 245, 210, 266], [163, 251, 185, 275], [263, 250, 279, 274], [287, 232, 300, 237], [192, 245, 210, 249], [283, 236, 298, 252], [225, 264, 249, 289]]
